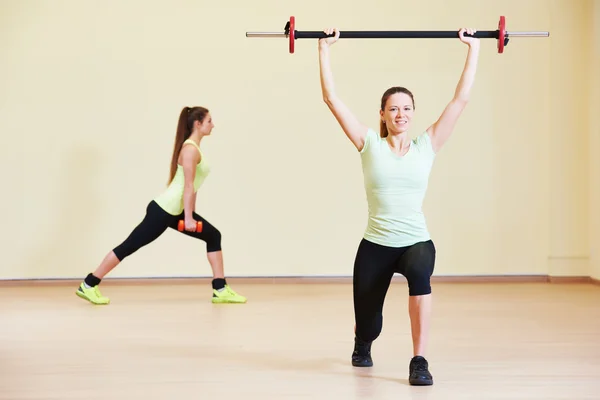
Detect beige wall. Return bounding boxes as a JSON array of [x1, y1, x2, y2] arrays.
[[547, 0, 591, 277], [0, 0, 592, 280], [591, 0, 600, 280]]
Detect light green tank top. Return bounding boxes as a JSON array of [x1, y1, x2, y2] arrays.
[[154, 139, 210, 215], [359, 129, 436, 247]]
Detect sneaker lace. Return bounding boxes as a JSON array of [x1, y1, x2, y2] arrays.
[[216, 285, 234, 296], [414, 362, 428, 372], [226, 286, 239, 295]]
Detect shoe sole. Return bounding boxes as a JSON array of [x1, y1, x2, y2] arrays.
[[211, 299, 247, 304], [409, 379, 433, 386], [352, 361, 373, 367]]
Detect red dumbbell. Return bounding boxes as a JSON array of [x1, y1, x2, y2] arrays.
[[177, 220, 203, 232]]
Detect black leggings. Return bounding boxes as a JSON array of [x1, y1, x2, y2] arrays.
[[112, 200, 222, 261], [353, 238, 436, 343]]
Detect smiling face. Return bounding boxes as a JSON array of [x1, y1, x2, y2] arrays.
[[379, 87, 415, 138]]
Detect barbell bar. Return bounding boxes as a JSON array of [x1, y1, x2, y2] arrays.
[[246, 16, 549, 54]]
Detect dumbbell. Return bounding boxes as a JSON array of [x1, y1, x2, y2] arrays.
[[177, 220, 203, 232]]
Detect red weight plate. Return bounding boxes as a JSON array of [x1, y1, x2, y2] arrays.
[[289, 16, 295, 54], [497, 15, 506, 54]]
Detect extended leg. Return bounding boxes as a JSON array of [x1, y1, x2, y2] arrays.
[[352, 239, 397, 367], [76, 201, 171, 305]]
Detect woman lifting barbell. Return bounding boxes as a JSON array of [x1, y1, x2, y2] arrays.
[[75, 106, 247, 305], [318, 26, 480, 385]]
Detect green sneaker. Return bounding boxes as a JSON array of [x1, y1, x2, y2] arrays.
[[212, 285, 247, 304], [75, 283, 110, 305]]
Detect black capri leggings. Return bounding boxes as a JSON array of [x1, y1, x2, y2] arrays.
[[112, 200, 222, 261], [353, 238, 436, 343]]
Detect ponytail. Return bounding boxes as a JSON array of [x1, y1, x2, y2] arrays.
[[380, 119, 389, 139], [168, 106, 209, 184]]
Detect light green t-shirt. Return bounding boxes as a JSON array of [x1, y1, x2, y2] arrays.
[[359, 128, 436, 247], [154, 139, 210, 216]]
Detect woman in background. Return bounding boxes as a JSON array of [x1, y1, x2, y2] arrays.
[[76, 106, 247, 305]]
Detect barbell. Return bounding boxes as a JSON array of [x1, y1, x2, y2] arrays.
[[246, 16, 549, 54]]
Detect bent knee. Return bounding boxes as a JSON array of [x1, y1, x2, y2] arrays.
[[206, 228, 222, 252], [402, 241, 435, 296], [405, 264, 433, 296], [408, 280, 431, 296]]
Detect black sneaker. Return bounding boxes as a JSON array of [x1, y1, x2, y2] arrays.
[[408, 356, 433, 385], [351, 336, 373, 367]]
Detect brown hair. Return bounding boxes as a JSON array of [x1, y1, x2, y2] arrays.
[[168, 106, 209, 184], [379, 87, 415, 138]]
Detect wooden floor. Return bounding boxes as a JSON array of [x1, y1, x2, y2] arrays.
[[1, 281, 599, 399]]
